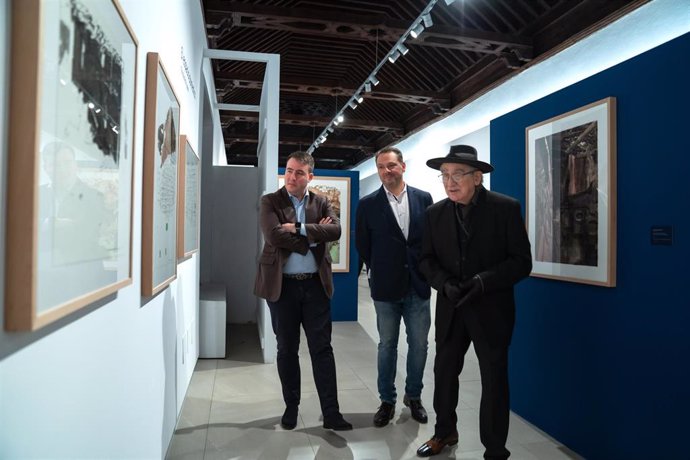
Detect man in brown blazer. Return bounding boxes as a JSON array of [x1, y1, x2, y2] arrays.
[[254, 151, 352, 431]]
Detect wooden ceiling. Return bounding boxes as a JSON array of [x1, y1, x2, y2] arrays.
[[201, 0, 646, 169]]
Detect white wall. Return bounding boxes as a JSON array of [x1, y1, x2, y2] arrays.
[[0, 0, 217, 457]]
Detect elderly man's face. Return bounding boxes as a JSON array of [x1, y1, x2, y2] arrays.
[[440, 163, 481, 204]]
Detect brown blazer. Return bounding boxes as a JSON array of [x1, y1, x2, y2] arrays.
[[254, 186, 341, 302]]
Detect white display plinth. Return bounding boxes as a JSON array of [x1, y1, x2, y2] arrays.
[[199, 284, 227, 358]]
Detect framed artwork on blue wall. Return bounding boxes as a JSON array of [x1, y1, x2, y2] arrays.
[[278, 175, 351, 272], [142, 52, 181, 296], [526, 97, 617, 287], [5, 0, 138, 330]]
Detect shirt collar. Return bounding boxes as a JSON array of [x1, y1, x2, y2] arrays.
[[384, 183, 407, 202]]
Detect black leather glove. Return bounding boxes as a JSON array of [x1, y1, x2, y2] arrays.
[[443, 280, 463, 304], [456, 275, 484, 308]]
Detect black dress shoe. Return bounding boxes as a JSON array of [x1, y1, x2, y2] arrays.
[[323, 414, 353, 431], [416, 431, 459, 457], [373, 401, 395, 427], [281, 405, 298, 430], [403, 395, 428, 423]]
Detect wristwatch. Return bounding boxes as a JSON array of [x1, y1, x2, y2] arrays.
[[295, 222, 301, 233]]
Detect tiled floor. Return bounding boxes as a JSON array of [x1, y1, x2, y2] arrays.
[[166, 276, 581, 460]]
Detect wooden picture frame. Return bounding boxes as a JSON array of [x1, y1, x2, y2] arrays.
[[278, 175, 351, 272], [526, 97, 617, 286], [142, 52, 181, 296], [4, 0, 138, 331], [177, 135, 200, 261]]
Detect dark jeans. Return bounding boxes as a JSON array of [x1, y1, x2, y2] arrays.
[[433, 308, 511, 459], [267, 277, 340, 417]]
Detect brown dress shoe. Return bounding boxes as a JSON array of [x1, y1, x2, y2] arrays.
[[416, 431, 459, 457]]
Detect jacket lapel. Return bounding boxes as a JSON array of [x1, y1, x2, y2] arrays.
[[376, 186, 406, 241]]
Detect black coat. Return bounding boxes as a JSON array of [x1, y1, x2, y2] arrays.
[[419, 186, 532, 348]]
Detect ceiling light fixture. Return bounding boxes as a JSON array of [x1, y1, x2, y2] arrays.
[[410, 22, 425, 39], [307, 0, 441, 156]]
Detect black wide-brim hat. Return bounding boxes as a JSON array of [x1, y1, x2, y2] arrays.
[[426, 144, 494, 173]]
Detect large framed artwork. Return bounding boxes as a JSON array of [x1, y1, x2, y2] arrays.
[[278, 176, 351, 272], [526, 97, 617, 287], [177, 135, 200, 261], [4, 0, 138, 331], [142, 52, 181, 296]]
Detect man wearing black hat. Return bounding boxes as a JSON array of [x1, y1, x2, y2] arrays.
[[416, 145, 532, 459]]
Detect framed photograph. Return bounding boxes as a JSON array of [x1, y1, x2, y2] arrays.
[[142, 52, 181, 296], [278, 176, 351, 272], [4, 0, 138, 331], [526, 97, 616, 287], [177, 135, 200, 260]]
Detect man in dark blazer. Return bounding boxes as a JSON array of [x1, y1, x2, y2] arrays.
[[356, 147, 433, 427], [254, 151, 352, 432], [416, 145, 532, 459]]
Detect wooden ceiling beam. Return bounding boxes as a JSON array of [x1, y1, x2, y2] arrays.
[[220, 111, 405, 135], [204, 1, 532, 57], [213, 71, 449, 107], [227, 137, 372, 151]]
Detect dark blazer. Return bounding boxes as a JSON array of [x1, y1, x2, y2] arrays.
[[254, 187, 341, 302], [419, 187, 532, 348], [356, 185, 433, 301]]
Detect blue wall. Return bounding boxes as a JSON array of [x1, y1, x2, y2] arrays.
[[491, 33, 690, 459], [279, 167, 360, 321]]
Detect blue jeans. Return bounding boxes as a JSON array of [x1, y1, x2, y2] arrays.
[[374, 290, 431, 404]]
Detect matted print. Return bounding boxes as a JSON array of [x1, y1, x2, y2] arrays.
[[177, 135, 200, 260], [142, 52, 180, 296], [5, 0, 137, 330], [526, 97, 616, 287]]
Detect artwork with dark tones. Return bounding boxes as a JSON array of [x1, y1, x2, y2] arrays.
[[534, 121, 599, 266], [67, 0, 123, 164], [5, 0, 137, 331], [526, 97, 616, 287]]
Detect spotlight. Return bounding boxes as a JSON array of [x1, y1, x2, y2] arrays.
[[410, 23, 425, 39], [388, 50, 401, 63], [326, 125, 334, 133], [348, 100, 358, 109], [337, 114, 344, 123], [370, 75, 380, 86], [364, 81, 372, 93], [398, 43, 409, 55], [356, 94, 364, 103], [422, 13, 433, 27]]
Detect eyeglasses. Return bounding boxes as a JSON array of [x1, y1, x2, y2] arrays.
[[438, 169, 477, 183]]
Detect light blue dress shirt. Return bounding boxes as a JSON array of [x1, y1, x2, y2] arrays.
[[283, 190, 319, 275]]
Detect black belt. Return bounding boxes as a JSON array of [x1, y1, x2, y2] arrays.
[[283, 273, 317, 280]]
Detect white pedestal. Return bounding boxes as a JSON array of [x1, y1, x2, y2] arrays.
[[199, 284, 227, 358]]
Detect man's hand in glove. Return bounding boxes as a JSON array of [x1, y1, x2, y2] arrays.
[[443, 280, 463, 304], [456, 274, 484, 308]]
